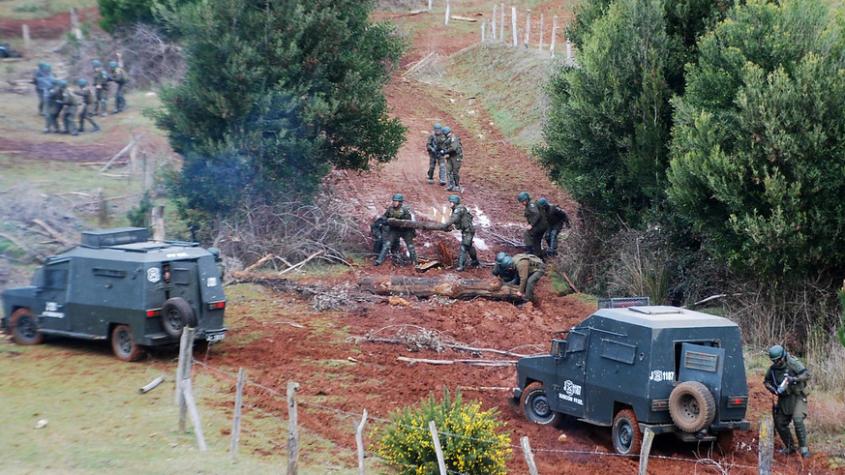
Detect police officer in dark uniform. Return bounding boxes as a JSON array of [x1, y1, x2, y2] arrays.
[[444, 194, 479, 271], [763, 345, 811, 457], [374, 193, 417, 266]]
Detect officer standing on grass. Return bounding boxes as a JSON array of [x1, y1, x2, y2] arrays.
[[108, 57, 128, 113], [92, 59, 109, 116], [374, 193, 417, 267], [60, 80, 80, 136], [32, 62, 53, 116], [443, 194, 479, 271], [763, 345, 811, 457], [43, 79, 63, 134], [75, 79, 100, 133], [426, 123, 447, 185]]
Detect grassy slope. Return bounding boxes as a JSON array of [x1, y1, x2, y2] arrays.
[[0, 0, 97, 20]]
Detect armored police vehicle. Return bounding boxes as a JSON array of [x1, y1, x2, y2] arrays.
[[2, 228, 226, 361], [514, 304, 750, 455]]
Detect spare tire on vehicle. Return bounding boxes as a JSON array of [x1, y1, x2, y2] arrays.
[[668, 381, 716, 433], [161, 297, 197, 338]]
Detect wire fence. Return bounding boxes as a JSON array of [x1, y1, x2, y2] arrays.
[[180, 354, 797, 475]]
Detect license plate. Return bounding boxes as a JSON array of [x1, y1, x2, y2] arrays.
[[206, 333, 225, 343]]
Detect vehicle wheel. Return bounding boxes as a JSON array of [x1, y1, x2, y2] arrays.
[[111, 324, 145, 362], [520, 382, 563, 426], [10, 308, 43, 345], [161, 297, 197, 338], [668, 381, 716, 433], [612, 409, 643, 455]]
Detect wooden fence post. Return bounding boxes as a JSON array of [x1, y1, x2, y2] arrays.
[[566, 40, 574, 65], [524, 10, 530, 47], [428, 421, 447, 475], [538, 14, 544, 51], [230, 368, 246, 460], [69, 8, 82, 40], [175, 326, 194, 404], [287, 381, 300, 475], [181, 379, 208, 451], [550, 16, 558, 56], [356, 410, 368, 475], [638, 428, 655, 475], [444, 0, 450, 25], [499, 3, 504, 42], [492, 5, 497, 41], [511, 6, 518, 47], [22, 25, 31, 53], [758, 416, 774, 475], [521, 436, 539, 475], [428, 0, 432, 11], [481, 21, 486, 43], [177, 327, 196, 432]]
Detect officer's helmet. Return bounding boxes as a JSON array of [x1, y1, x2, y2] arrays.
[[442, 126, 452, 135], [108, 60, 118, 69], [392, 193, 404, 202], [496, 252, 513, 267], [768, 345, 786, 362], [92, 59, 102, 68], [517, 191, 530, 203], [77, 78, 88, 87], [537, 197, 549, 207], [434, 122, 442, 132], [448, 195, 460, 205]]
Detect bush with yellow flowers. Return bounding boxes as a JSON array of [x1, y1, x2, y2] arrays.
[[376, 389, 511, 474]]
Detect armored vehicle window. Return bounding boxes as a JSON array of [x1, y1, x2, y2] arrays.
[[674, 340, 720, 379], [92, 268, 126, 278], [44, 268, 68, 290], [567, 330, 588, 353], [600, 339, 636, 365], [172, 268, 191, 285]]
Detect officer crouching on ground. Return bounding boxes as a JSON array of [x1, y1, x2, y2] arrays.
[[763, 344, 811, 457], [492, 252, 545, 301]]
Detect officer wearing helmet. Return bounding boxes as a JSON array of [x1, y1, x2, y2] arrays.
[[43, 78, 64, 134], [492, 251, 545, 301], [426, 123, 447, 185], [440, 126, 463, 191], [32, 62, 54, 116], [444, 195, 479, 271], [92, 59, 109, 116], [536, 197, 570, 256], [374, 193, 417, 266], [518, 192, 548, 258], [763, 345, 811, 457], [108, 55, 128, 113], [60, 79, 80, 136], [74, 78, 100, 133]]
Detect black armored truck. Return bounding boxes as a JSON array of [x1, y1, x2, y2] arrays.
[[514, 304, 750, 455], [2, 228, 226, 361]]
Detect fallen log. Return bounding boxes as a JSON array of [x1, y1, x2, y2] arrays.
[[358, 274, 522, 301], [450, 15, 478, 22], [386, 218, 447, 231], [243, 253, 275, 273], [32, 219, 74, 247], [397, 356, 516, 367]]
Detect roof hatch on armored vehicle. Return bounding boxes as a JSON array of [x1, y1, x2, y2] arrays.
[[628, 305, 683, 315], [81, 227, 149, 248]]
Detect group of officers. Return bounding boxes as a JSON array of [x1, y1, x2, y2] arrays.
[[32, 57, 128, 136], [426, 123, 463, 191], [371, 190, 568, 301]]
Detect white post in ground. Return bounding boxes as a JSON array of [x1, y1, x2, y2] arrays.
[[511, 6, 518, 47], [444, 0, 450, 25], [492, 4, 497, 41], [481, 21, 486, 43], [69, 8, 82, 40], [181, 379, 208, 451], [566, 39, 574, 64], [175, 326, 194, 405], [355, 410, 368, 475], [499, 3, 504, 42], [428, 0, 432, 11], [524, 10, 531, 47], [538, 14, 544, 51], [287, 381, 300, 475], [550, 15, 558, 56], [428, 421, 447, 475], [176, 327, 196, 432], [638, 428, 655, 475], [759, 416, 774, 475], [521, 436, 539, 475], [22, 24, 31, 53], [229, 368, 246, 460]]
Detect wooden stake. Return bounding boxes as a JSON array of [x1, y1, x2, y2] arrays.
[[230, 368, 246, 460], [428, 0, 432, 11], [174, 326, 193, 405], [287, 381, 300, 475], [551, 16, 558, 56], [177, 328, 196, 432], [444, 0, 450, 25], [758, 416, 774, 475], [499, 3, 504, 42], [492, 5, 497, 40], [524, 10, 531, 47], [521, 436, 539, 475], [538, 14, 544, 50], [69, 8, 82, 40], [638, 428, 655, 475], [481, 20, 485, 43], [566, 40, 574, 65], [21, 25, 31, 53], [428, 421, 447, 475], [355, 410, 368, 475], [129, 140, 138, 176], [182, 379, 207, 451], [511, 6, 518, 47], [152, 205, 165, 241]]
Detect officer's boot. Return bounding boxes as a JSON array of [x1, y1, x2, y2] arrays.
[[468, 246, 480, 267], [407, 244, 418, 267], [374, 241, 390, 266], [456, 247, 467, 271], [794, 418, 809, 457], [775, 423, 795, 454]]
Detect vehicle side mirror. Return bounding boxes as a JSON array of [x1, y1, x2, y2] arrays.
[[551, 339, 567, 358]]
